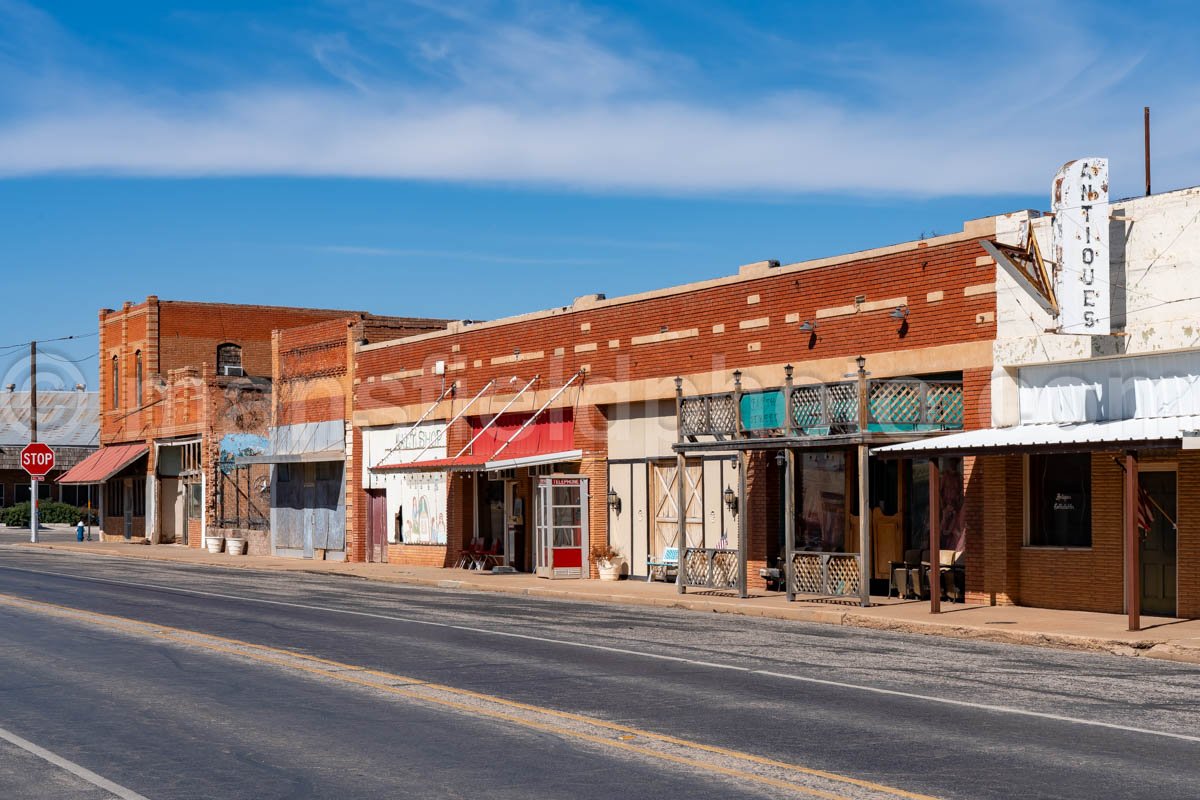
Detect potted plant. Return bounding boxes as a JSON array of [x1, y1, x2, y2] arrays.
[[591, 543, 625, 581]]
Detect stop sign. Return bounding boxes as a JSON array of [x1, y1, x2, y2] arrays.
[[20, 442, 55, 478]]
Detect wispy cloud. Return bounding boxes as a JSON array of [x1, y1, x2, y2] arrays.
[[0, 0, 1196, 197]]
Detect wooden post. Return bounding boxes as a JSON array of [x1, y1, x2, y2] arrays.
[[928, 457, 941, 614], [855, 357, 871, 606], [1125, 451, 1140, 631], [784, 448, 796, 601], [738, 449, 748, 599], [858, 443, 871, 607], [676, 450, 687, 595]]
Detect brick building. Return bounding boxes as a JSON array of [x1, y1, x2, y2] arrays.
[[60, 298, 402, 545], [235, 314, 448, 559], [880, 184, 1200, 625], [349, 218, 998, 594]]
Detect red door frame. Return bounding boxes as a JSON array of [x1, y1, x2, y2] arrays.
[[367, 489, 388, 563]]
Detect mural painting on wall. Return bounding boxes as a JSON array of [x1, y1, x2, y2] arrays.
[[396, 472, 447, 545], [218, 433, 269, 474]]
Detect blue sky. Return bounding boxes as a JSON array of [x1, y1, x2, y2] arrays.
[[2, 0, 1198, 386]]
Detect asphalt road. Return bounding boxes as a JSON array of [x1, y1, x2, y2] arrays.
[[0, 548, 1197, 799]]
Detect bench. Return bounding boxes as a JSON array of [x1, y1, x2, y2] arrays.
[[646, 546, 679, 582]]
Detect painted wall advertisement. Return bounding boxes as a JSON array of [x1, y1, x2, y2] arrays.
[[363, 423, 449, 545]]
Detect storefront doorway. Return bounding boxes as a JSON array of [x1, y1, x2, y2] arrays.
[[1139, 469, 1177, 617], [535, 476, 588, 579]]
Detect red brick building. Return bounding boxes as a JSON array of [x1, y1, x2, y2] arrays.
[[233, 314, 448, 559], [61, 298, 403, 545], [349, 218, 999, 596]]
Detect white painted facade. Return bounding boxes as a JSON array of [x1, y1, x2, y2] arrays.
[[992, 185, 1200, 427]]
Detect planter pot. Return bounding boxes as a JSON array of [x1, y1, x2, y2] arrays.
[[226, 538, 246, 556], [206, 536, 224, 554], [597, 558, 625, 581]]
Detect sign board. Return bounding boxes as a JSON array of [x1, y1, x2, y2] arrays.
[[20, 442, 55, 478], [1051, 158, 1110, 334], [740, 390, 786, 431]]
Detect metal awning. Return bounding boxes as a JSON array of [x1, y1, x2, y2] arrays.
[[374, 448, 583, 474], [57, 444, 148, 484], [235, 450, 346, 465], [374, 454, 491, 473], [483, 449, 582, 471], [873, 414, 1200, 457]]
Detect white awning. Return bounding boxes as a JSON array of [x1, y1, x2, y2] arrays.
[[874, 415, 1200, 456], [484, 449, 582, 471]]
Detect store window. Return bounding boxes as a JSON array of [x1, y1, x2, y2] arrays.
[[799, 451, 846, 551], [1028, 453, 1091, 547], [187, 483, 203, 521]]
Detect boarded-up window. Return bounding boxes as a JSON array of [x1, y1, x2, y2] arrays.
[[217, 343, 243, 376]]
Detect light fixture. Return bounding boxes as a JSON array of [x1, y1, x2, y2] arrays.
[[798, 320, 816, 333], [889, 305, 910, 320], [775, 450, 787, 466], [723, 486, 738, 514], [607, 487, 622, 514]]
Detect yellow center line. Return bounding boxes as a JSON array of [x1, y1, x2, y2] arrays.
[[0, 592, 939, 800]]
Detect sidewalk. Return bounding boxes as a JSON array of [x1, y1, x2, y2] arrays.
[[11, 539, 1200, 666]]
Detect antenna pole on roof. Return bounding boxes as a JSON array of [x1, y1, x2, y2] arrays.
[[1144, 106, 1152, 197]]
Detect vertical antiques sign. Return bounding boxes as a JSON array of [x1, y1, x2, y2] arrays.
[[1051, 158, 1110, 334]]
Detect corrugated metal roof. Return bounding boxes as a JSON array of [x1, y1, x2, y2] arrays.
[[0, 391, 99, 448], [57, 444, 148, 484], [874, 414, 1200, 455]]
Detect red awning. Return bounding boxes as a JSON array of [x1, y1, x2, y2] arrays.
[[57, 444, 148, 484], [372, 454, 490, 473]]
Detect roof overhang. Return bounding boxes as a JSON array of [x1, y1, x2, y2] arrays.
[[235, 450, 345, 465], [373, 448, 583, 474], [873, 415, 1200, 458], [57, 444, 149, 484]]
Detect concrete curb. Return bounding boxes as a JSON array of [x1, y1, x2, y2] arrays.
[[10, 542, 1200, 666]]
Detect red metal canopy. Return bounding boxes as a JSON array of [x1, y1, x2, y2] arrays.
[[373, 454, 490, 473], [56, 444, 148, 484]]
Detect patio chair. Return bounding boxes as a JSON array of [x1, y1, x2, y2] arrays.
[[646, 546, 679, 582], [890, 548, 922, 599]]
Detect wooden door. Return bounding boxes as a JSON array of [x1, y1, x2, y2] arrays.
[[1139, 471, 1177, 616], [367, 489, 388, 563], [650, 461, 703, 558]]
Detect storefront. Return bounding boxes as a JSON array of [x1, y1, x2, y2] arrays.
[[877, 350, 1200, 626], [674, 364, 971, 602], [373, 406, 582, 574]]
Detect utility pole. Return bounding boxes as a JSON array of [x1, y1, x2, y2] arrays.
[[30, 340, 38, 544]]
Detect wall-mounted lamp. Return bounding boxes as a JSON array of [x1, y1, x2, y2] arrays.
[[889, 305, 910, 320], [797, 320, 817, 333], [723, 486, 738, 514], [607, 487, 622, 514], [775, 450, 787, 466]]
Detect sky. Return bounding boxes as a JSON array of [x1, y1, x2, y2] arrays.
[[2, 0, 1198, 388]]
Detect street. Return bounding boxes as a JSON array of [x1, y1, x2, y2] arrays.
[[0, 548, 1197, 799]]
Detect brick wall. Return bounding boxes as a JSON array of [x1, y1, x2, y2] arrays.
[[355, 237, 997, 419]]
